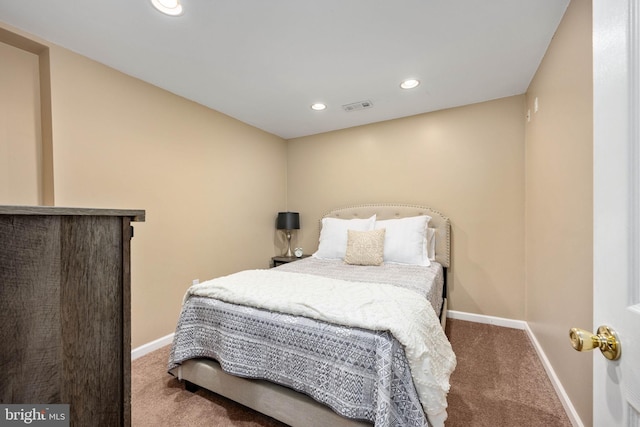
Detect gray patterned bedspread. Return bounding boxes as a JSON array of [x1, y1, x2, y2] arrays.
[[168, 259, 444, 426]]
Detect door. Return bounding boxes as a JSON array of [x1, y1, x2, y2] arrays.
[[593, 1, 640, 425]]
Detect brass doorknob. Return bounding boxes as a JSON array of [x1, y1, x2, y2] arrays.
[[569, 325, 621, 360]]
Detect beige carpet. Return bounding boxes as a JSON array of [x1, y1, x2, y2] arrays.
[[132, 319, 572, 426]]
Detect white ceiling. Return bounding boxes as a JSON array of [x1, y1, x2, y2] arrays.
[[0, 1, 569, 139]]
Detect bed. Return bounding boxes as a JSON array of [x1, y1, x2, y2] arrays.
[[168, 204, 455, 427]]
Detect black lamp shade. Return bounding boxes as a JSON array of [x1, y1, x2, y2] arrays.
[[277, 212, 300, 230]]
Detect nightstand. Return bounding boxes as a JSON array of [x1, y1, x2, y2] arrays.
[[271, 255, 310, 267]]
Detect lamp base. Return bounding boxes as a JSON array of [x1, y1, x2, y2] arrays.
[[284, 230, 293, 257]]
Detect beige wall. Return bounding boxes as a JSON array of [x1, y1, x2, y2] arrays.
[[0, 41, 41, 205], [0, 23, 288, 347], [525, 1, 593, 425], [288, 95, 526, 320]]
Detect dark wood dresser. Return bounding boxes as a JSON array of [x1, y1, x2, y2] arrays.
[[0, 206, 145, 427]]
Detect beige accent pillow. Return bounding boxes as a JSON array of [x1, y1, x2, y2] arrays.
[[344, 229, 385, 266]]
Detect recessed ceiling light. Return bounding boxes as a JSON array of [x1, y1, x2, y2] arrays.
[[311, 103, 327, 111], [151, 0, 184, 16], [400, 79, 420, 89]]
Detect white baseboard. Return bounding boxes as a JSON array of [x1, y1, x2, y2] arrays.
[[131, 333, 174, 360], [447, 310, 583, 427], [446, 310, 527, 330], [524, 324, 584, 427]]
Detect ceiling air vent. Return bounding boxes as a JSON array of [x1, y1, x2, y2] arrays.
[[342, 100, 373, 112]]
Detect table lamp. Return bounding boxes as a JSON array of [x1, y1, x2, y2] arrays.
[[277, 212, 300, 257]]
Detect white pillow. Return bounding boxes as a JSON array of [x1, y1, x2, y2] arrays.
[[427, 227, 437, 261], [313, 215, 376, 260], [375, 215, 431, 266]]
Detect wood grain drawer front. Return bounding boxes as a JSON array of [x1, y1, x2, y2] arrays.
[[60, 216, 124, 426], [0, 214, 133, 427], [0, 215, 62, 404]]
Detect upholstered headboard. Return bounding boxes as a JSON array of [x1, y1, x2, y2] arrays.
[[320, 203, 451, 268]]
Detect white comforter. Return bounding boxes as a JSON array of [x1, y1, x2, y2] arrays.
[[186, 269, 457, 427]]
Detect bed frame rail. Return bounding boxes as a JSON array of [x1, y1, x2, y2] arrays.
[[170, 360, 372, 427]]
